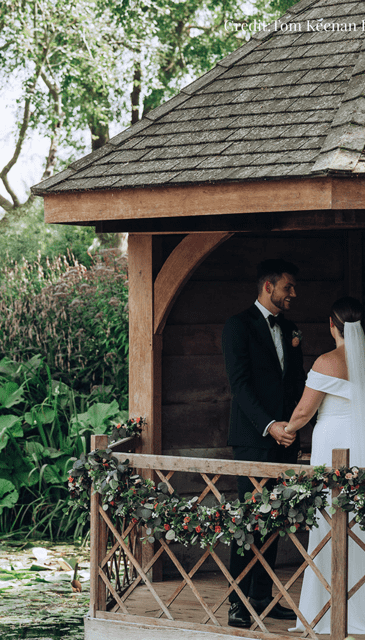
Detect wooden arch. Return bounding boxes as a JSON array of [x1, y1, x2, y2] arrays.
[[128, 232, 232, 456], [153, 232, 233, 335]]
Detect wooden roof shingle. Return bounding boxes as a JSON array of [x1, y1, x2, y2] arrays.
[[32, 0, 365, 196]]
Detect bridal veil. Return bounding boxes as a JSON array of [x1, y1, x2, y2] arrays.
[[344, 320, 365, 467]]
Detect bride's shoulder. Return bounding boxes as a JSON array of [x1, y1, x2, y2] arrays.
[[312, 347, 348, 380]]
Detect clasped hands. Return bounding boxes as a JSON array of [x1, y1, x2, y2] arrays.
[[268, 421, 295, 447]]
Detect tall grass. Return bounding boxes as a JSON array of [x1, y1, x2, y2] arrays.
[[0, 250, 129, 402]]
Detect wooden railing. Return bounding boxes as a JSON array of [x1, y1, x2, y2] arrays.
[[86, 435, 364, 640]]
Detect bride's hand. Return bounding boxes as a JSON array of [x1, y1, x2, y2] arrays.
[[268, 422, 295, 447], [284, 425, 295, 435]]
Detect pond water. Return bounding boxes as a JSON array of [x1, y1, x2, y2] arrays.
[[0, 622, 84, 639], [0, 540, 90, 640]]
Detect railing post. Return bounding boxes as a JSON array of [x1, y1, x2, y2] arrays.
[[330, 448, 349, 640], [89, 434, 109, 617]]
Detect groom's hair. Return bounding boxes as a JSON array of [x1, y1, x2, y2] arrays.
[[257, 259, 299, 294], [331, 297, 363, 336]]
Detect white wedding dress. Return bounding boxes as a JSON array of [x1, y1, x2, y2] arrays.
[[291, 369, 365, 634]]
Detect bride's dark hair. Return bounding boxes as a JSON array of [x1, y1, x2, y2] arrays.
[[331, 296, 363, 337]]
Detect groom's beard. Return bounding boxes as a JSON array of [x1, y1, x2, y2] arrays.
[[270, 292, 290, 313]]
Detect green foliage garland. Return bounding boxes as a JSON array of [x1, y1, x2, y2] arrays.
[[68, 449, 365, 554]]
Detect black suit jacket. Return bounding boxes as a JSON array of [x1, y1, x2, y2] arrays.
[[222, 304, 306, 450]]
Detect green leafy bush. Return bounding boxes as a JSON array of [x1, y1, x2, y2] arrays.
[[0, 355, 128, 539], [0, 199, 100, 267]]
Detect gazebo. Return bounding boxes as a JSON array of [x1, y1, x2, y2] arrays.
[[33, 0, 365, 637]]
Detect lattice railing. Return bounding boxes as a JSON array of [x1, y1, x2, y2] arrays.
[[88, 436, 363, 640]]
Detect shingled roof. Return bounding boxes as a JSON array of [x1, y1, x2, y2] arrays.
[[32, 0, 365, 196]]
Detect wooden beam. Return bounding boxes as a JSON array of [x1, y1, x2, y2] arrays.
[[113, 452, 324, 478], [330, 448, 349, 640], [332, 176, 365, 210], [94, 210, 365, 234], [40, 176, 357, 225], [90, 610, 306, 640], [154, 232, 233, 334], [128, 235, 163, 580], [128, 234, 153, 452], [90, 434, 109, 616]]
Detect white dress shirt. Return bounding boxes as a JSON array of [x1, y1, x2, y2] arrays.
[[254, 300, 285, 436]]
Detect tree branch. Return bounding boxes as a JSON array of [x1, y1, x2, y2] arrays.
[[40, 67, 65, 180], [0, 193, 14, 213], [0, 52, 46, 210]]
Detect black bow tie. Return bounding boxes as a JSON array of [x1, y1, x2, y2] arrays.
[[268, 314, 284, 328]]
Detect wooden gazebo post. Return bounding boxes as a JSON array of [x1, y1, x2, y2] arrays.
[[331, 448, 349, 640]]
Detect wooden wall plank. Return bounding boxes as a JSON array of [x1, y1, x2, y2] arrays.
[[154, 233, 233, 334], [162, 401, 230, 450], [163, 323, 333, 357], [189, 235, 345, 283], [162, 355, 229, 404], [165, 280, 345, 325], [163, 324, 224, 356], [346, 230, 363, 301]]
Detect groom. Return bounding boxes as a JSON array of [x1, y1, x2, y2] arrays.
[[222, 258, 306, 628]]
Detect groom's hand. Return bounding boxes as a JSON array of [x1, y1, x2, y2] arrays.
[[268, 422, 295, 446]]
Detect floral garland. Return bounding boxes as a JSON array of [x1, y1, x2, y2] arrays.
[[109, 417, 144, 443], [67, 443, 365, 553]]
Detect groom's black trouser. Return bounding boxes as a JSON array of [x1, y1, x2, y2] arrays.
[[229, 444, 298, 604]]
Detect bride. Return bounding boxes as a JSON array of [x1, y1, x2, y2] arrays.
[[284, 296, 365, 634]]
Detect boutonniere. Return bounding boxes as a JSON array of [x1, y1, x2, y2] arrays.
[[292, 330, 302, 347]]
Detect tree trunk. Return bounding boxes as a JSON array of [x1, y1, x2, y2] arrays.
[[90, 122, 110, 152], [131, 60, 141, 125]]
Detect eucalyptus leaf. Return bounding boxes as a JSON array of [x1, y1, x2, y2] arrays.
[[271, 500, 281, 508], [141, 508, 153, 519], [157, 482, 169, 494], [165, 529, 175, 540], [283, 488, 296, 500], [259, 503, 272, 514]]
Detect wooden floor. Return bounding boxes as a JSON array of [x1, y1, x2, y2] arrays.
[[118, 566, 365, 640]]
